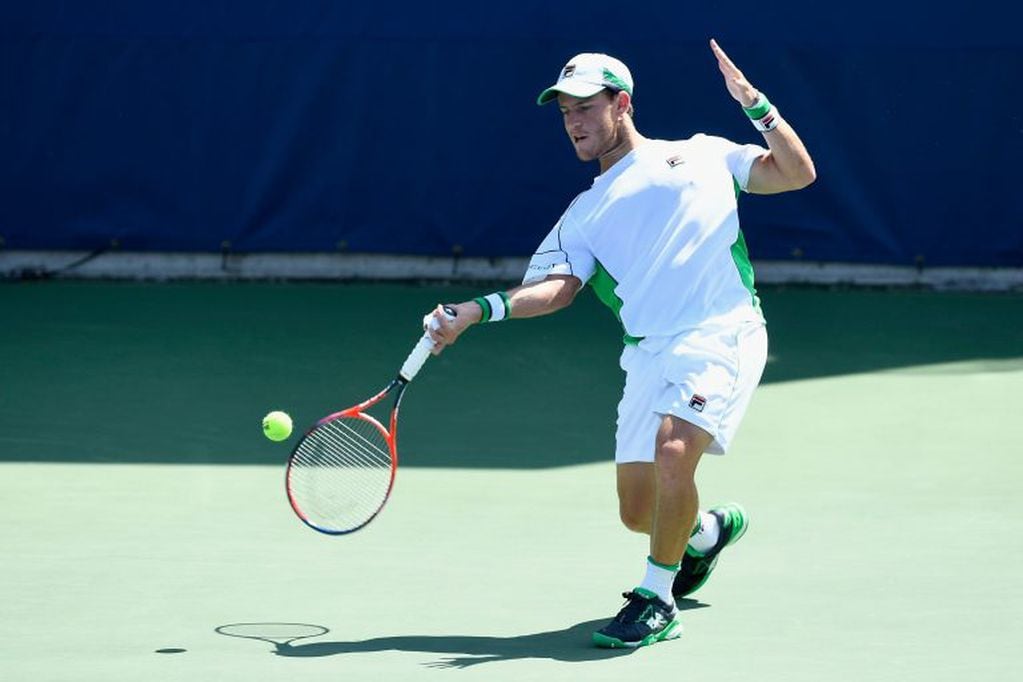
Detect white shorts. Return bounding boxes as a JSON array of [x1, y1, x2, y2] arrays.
[[615, 322, 768, 462]]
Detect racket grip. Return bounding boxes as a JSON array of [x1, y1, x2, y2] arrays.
[[399, 307, 456, 382]]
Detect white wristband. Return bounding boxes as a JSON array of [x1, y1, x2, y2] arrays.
[[743, 92, 781, 132], [752, 108, 782, 132], [473, 291, 512, 322]]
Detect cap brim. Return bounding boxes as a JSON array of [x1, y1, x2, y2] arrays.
[[536, 81, 608, 105]]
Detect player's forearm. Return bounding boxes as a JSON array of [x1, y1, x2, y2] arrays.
[[442, 275, 580, 345], [506, 275, 581, 318], [431, 276, 580, 351], [760, 119, 816, 190], [455, 275, 579, 325], [740, 91, 816, 194]]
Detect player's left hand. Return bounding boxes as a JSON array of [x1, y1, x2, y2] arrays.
[[710, 39, 759, 108]]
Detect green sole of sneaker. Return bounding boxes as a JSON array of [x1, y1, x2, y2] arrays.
[[717, 503, 750, 546], [592, 620, 683, 649]]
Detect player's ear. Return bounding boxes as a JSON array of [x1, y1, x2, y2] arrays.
[[616, 90, 633, 118]]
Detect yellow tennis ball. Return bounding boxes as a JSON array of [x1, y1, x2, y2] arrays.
[[262, 410, 293, 442]]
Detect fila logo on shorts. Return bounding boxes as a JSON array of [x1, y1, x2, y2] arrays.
[[688, 394, 707, 412]]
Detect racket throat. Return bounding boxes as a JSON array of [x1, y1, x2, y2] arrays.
[[390, 379, 409, 437]]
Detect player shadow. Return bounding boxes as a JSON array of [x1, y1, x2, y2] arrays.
[[221, 599, 707, 668]]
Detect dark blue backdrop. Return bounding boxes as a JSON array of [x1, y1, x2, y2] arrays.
[[2, 1, 1021, 266]]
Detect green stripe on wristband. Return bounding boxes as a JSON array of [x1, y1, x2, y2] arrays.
[[473, 296, 492, 322], [475, 292, 512, 323], [743, 92, 772, 120], [498, 291, 512, 319]]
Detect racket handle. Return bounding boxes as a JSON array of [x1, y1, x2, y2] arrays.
[[399, 306, 456, 382]]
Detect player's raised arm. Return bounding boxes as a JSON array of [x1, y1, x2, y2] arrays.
[[709, 38, 816, 195], [426, 275, 582, 353]]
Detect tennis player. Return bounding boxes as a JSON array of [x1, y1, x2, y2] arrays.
[[426, 40, 815, 648]]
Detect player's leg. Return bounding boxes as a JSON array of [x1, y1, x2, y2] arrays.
[[672, 322, 766, 597], [649, 415, 712, 568], [594, 416, 711, 648], [613, 417, 712, 543]]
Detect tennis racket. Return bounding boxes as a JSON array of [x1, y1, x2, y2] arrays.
[[285, 307, 455, 535]]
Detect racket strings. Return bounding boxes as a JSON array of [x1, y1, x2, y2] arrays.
[[291, 433, 389, 525], [316, 420, 391, 468], [288, 415, 394, 532]]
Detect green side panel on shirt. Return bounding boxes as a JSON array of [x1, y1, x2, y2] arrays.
[[730, 228, 762, 313], [731, 176, 762, 313], [588, 261, 642, 345]]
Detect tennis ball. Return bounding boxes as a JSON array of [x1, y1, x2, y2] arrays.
[[262, 410, 293, 442]]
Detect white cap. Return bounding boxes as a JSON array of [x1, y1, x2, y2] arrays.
[[536, 53, 634, 105]]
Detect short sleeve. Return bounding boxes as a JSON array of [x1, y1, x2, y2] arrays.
[[698, 135, 768, 192], [522, 208, 596, 285]]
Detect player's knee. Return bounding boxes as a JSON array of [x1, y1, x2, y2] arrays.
[[654, 425, 709, 474]]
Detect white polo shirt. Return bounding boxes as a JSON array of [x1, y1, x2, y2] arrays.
[[524, 135, 767, 342]]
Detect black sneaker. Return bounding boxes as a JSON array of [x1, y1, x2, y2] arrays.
[[592, 588, 682, 648], [672, 503, 749, 598]]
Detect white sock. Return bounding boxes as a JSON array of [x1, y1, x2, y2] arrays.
[[638, 556, 678, 606], [687, 511, 720, 555]]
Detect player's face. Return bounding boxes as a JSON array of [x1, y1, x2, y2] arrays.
[[558, 91, 621, 162]]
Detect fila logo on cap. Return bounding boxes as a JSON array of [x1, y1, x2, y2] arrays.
[[537, 53, 634, 105], [688, 394, 707, 412]]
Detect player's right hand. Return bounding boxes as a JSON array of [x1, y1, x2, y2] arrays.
[[424, 303, 478, 354]]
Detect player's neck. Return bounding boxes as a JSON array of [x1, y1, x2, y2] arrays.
[[598, 122, 647, 174]]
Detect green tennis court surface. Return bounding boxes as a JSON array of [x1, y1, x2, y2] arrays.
[[2, 281, 1021, 681]]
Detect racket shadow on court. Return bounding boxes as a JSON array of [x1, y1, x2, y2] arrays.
[[215, 600, 707, 667]]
